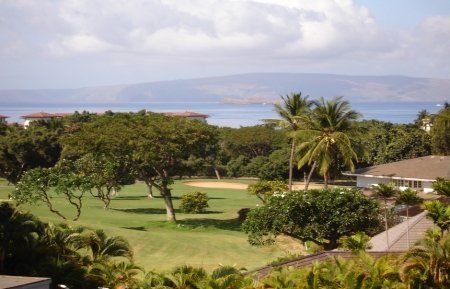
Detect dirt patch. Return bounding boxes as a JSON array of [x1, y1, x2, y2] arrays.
[[183, 182, 325, 190], [184, 182, 248, 190]]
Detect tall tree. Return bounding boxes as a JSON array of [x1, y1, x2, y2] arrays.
[[431, 102, 450, 155], [296, 96, 365, 188], [64, 111, 219, 221], [396, 188, 423, 248], [371, 182, 396, 251], [262, 92, 312, 192]]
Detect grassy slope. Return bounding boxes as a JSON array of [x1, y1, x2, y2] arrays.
[[0, 178, 288, 272]]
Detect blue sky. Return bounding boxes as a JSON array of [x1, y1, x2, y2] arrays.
[[0, 0, 449, 90]]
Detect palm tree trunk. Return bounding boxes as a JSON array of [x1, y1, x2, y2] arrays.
[[289, 139, 295, 192], [304, 158, 318, 190], [384, 199, 390, 252], [406, 205, 410, 248], [324, 169, 329, 188]]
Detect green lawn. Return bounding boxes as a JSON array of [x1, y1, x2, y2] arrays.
[[0, 178, 295, 272]]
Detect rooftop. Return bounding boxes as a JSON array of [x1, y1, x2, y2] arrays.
[[344, 155, 450, 180]]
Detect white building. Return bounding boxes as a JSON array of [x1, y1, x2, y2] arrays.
[[343, 155, 450, 193]]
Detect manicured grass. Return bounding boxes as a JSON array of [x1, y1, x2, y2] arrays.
[[0, 178, 292, 272]]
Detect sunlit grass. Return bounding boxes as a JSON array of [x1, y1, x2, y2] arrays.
[[0, 178, 296, 272]]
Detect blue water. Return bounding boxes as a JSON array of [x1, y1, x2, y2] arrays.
[[0, 101, 445, 128]]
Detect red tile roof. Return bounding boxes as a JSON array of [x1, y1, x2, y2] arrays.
[[0, 114, 9, 118], [20, 112, 68, 119]]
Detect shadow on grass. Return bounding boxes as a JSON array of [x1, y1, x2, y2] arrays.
[[112, 208, 181, 214], [123, 218, 243, 232], [179, 218, 243, 231], [152, 196, 225, 200], [113, 196, 149, 200]]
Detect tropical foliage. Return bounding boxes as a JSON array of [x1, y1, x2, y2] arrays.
[[295, 96, 366, 188], [242, 188, 381, 250], [245, 180, 288, 204], [262, 92, 312, 191]]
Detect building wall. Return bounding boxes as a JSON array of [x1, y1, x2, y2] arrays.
[[357, 176, 434, 192], [356, 176, 391, 188], [24, 117, 53, 128]]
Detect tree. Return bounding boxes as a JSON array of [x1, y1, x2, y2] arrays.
[[246, 180, 288, 204], [431, 177, 450, 197], [64, 111, 219, 221], [431, 102, 450, 155], [13, 160, 87, 220], [371, 182, 396, 251], [396, 188, 423, 248], [0, 127, 61, 184], [262, 92, 312, 192], [358, 120, 432, 167], [340, 232, 373, 253], [242, 188, 381, 250], [75, 154, 136, 209], [420, 200, 450, 234], [401, 228, 450, 286], [0, 202, 44, 274], [296, 96, 365, 188]]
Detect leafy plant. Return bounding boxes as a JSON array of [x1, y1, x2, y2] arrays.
[[179, 191, 210, 214]]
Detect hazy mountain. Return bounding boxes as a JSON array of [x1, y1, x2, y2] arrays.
[[1, 73, 449, 104]]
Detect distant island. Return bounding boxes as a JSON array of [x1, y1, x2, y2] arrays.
[[1, 73, 449, 104]]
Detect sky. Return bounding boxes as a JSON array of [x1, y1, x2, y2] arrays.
[[0, 0, 449, 90]]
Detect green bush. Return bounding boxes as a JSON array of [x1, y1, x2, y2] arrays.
[[179, 191, 210, 214]]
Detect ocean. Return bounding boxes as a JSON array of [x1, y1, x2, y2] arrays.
[[1, 101, 445, 128]]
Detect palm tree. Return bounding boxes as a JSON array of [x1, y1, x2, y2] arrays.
[[84, 229, 133, 264], [0, 202, 44, 274], [420, 200, 450, 235], [396, 188, 423, 248], [89, 261, 144, 289], [164, 264, 207, 289], [340, 232, 373, 254], [401, 228, 450, 286], [371, 182, 396, 251], [431, 177, 450, 197], [38, 223, 87, 265], [295, 96, 365, 188], [262, 92, 312, 192]]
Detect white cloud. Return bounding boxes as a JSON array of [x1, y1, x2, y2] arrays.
[[0, 0, 449, 89]]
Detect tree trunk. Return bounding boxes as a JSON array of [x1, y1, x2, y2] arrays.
[[289, 139, 295, 192], [406, 205, 410, 248], [211, 163, 221, 180], [324, 169, 329, 188], [161, 187, 176, 221], [384, 199, 390, 252], [145, 181, 154, 198], [304, 159, 318, 190], [0, 249, 4, 274]]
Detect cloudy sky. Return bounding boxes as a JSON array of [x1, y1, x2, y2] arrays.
[[1, 0, 449, 90]]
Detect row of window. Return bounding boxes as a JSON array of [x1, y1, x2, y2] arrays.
[[393, 179, 422, 188]]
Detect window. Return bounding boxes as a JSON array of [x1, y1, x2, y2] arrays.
[[392, 179, 422, 189]]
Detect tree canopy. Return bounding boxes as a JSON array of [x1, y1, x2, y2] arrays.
[[242, 188, 381, 250], [63, 111, 219, 221]]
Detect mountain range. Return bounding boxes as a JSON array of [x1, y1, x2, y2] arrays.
[[1, 73, 449, 104]]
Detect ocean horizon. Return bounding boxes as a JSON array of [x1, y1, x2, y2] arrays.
[[1, 101, 445, 128]]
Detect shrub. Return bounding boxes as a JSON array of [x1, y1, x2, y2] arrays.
[[179, 191, 210, 214]]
